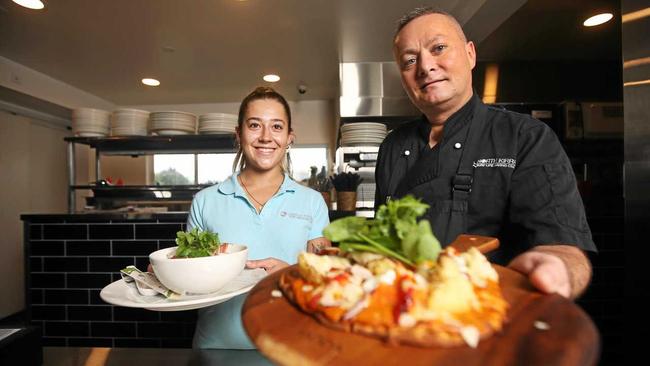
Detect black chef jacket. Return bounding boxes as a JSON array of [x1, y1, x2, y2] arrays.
[[375, 94, 596, 265]]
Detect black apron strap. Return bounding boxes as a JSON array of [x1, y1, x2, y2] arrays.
[[452, 102, 488, 203]]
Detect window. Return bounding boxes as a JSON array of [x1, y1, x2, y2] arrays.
[[289, 146, 329, 183], [198, 153, 236, 184], [153, 146, 328, 185], [153, 154, 195, 185]]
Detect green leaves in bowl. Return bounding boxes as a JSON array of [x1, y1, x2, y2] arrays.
[[174, 227, 221, 258], [323, 195, 441, 266]]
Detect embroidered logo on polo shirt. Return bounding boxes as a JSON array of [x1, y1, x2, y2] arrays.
[[279, 211, 313, 223], [473, 158, 516, 169]]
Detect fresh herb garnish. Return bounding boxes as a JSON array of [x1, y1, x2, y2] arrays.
[[174, 227, 221, 258], [323, 195, 441, 266]]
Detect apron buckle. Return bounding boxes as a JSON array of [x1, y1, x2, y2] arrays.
[[452, 174, 473, 193]]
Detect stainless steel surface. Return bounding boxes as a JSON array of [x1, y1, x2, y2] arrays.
[[67, 141, 75, 214], [95, 149, 101, 183], [339, 62, 419, 117], [623, 0, 650, 299]]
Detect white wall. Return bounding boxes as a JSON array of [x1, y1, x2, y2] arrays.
[[0, 56, 114, 110], [0, 110, 70, 318]]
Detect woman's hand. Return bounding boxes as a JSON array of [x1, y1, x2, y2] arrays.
[[307, 237, 332, 253], [246, 258, 289, 274]]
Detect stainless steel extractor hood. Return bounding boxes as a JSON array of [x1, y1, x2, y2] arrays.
[[339, 62, 420, 118]]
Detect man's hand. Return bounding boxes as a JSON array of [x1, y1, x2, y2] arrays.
[[508, 245, 592, 299], [246, 258, 289, 274]]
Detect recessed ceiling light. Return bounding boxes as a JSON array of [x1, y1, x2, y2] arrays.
[[583, 13, 613, 27], [141, 78, 160, 87], [263, 74, 280, 83], [12, 0, 44, 9]]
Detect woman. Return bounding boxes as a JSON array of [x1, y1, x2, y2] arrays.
[[188, 86, 331, 349]]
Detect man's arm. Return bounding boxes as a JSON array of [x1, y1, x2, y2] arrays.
[[508, 244, 592, 299]]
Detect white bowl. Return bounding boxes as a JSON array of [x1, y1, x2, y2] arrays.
[[149, 244, 247, 294]]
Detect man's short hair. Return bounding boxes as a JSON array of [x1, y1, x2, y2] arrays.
[[394, 7, 467, 43]]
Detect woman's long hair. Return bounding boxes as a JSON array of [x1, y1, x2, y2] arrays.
[[232, 86, 293, 176]]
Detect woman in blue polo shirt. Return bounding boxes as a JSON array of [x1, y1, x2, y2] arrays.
[[189, 87, 330, 349]]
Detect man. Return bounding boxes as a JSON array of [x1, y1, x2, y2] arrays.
[[375, 7, 596, 299]]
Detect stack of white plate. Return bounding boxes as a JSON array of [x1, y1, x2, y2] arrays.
[[72, 108, 111, 137], [149, 111, 197, 135], [198, 113, 238, 135], [340, 122, 387, 146], [111, 109, 150, 136]]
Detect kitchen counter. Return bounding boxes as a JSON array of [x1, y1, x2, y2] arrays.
[[44, 347, 272, 366]]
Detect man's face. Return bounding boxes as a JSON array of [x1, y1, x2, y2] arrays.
[[393, 14, 476, 114]]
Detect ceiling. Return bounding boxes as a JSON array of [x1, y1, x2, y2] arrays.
[[0, 0, 620, 105]]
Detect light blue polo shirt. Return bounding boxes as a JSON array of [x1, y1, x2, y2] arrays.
[[189, 172, 329, 349]]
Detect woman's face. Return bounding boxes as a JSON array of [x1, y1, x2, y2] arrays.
[[237, 98, 294, 173]]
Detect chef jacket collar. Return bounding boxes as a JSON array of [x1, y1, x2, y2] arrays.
[[416, 92, 479, 145]]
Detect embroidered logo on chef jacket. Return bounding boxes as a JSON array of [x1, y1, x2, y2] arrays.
[[279, 211, 313, 223], [472, 158, 516, 169]]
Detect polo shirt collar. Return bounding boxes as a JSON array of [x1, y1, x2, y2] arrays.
[[218, 172, 297, 197]]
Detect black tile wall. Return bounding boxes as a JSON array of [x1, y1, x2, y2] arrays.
[[43, 257, 88, 272], [68, 306, 112, 321], [88, 257, 135, 272], [136, 224, 183, 239], [31, 241, 65, 256], [31, 273, 65, 288], [113, 307, 160, 322], [67, 241, 111, 256], [30, 257, 43, 272], [30, 224, 42, 240], [43, 225, 87, 240], [112, 240, 159, 256], [114, 338, 161, 348], [89, 224, 134, 240], [31, 305, 66, 321], [91, 322, 136, 338], [68, 338, 113, 347], [45, 289, 89, 305], [42, 337, 67, 347], [67, 273, 112, 289], [45, 321, 89, 337], [31, 289, 43, 304], [24, 216, 195, 348]]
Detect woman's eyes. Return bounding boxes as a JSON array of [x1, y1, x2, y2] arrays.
[[246, 121, 284, 131]]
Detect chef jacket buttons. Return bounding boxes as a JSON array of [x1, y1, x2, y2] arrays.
[[454, 142, 462, 149], [403, 150, 410, 156]]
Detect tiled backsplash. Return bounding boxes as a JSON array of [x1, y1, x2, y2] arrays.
[[24, 214, 196, 348]]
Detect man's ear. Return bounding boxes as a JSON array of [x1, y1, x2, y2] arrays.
[[466, 41, 477, 70]]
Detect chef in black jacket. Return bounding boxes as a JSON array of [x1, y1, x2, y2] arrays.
[[376, 7, 596, 299]]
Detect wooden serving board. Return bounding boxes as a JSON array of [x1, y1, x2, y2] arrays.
[[242, 235, 600, 366]]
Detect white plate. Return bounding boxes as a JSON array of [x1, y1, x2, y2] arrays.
[[100, 268, 267, 311]]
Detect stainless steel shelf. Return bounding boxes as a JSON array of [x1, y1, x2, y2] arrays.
[[64, 134, 236, 155]]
